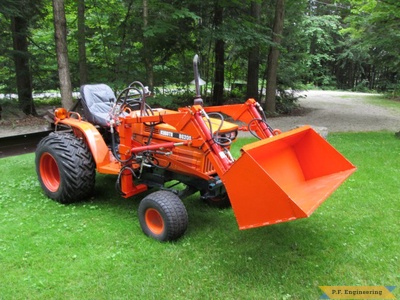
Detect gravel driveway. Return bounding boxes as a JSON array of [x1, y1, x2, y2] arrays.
[[265, 90, 400, 133]]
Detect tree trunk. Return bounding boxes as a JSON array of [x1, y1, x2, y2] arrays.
[[246, 1, 261, 101], [53, 0, 73, 109], [265, 0, 285, 113], [77, 0, 88, 85], [213, 2, 224, 105], [143, 0, 154, 91], [11, 16, 37, 116]]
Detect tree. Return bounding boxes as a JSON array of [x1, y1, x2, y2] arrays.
[[265, 0, 285, 113], [1, 0, 39, 115], [246, 1, 261, 101], [4, 0, 397, 118], [52, 0, 73, 109], [77, 0, 87, 85], [11, 14, 37, 115], [342, 0, 400, 92], [142, 0, 154, 91], [302, 14, 342, 87], [212, 1, 225, 105]]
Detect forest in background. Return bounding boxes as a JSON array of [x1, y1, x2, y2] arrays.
[[0, 0, 399, 115]]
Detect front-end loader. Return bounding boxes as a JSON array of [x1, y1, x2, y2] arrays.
[[35, 55, 356, 241]]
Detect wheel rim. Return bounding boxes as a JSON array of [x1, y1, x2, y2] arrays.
[[145, 208, 164, 235], [40, 153, 60, 192]]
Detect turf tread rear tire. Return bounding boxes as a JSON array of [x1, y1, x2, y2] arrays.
[[35, 132, 95, 204], [138, 191, 188, 242]]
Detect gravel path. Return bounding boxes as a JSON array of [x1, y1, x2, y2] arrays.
[[265, 90, 400, 133]]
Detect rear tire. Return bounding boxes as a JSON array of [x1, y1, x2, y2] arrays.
[[138, 191, 188, 242], [35, 133, 96, 204]]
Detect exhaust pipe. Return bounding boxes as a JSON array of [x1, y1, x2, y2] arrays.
[[193, 54, 203, 106]]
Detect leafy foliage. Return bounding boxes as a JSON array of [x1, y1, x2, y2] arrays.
[[0, 0, 398, 114], [341, 0, 400, 91]]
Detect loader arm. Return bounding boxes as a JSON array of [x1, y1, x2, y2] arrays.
[[203, 98, 275, 139], [118, 105, 235, 176]]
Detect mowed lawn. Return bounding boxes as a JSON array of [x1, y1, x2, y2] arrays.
[[0, 131, 398, 299]]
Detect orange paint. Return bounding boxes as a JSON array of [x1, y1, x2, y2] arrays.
[[222, 126, 356, 229]]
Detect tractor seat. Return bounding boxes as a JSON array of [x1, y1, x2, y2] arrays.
[[80, 84, 116, 127]]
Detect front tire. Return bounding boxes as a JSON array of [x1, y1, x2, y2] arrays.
[[138, 191, 188, 242], [35, 133, 96, 204]]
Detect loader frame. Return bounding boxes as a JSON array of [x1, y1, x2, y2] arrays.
[[52, 98, 274, 199]]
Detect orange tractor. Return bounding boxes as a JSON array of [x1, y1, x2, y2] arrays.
[[35, 55, 356, 241]]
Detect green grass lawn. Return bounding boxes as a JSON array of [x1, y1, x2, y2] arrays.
[[0, 132, 399, 299], [340, 93, 400, 113], [364, 95, 400, 112]]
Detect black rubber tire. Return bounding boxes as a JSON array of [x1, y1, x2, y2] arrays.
[[35, 132, 96, 204], [138, 191, 188, 242]]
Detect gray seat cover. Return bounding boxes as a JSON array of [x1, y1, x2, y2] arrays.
[[80, 84, 116, 127]]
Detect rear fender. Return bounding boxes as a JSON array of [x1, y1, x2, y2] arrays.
[[57, 118, 110, 168]]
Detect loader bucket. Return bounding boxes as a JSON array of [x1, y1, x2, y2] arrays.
[[222, 126, 356, 230]]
